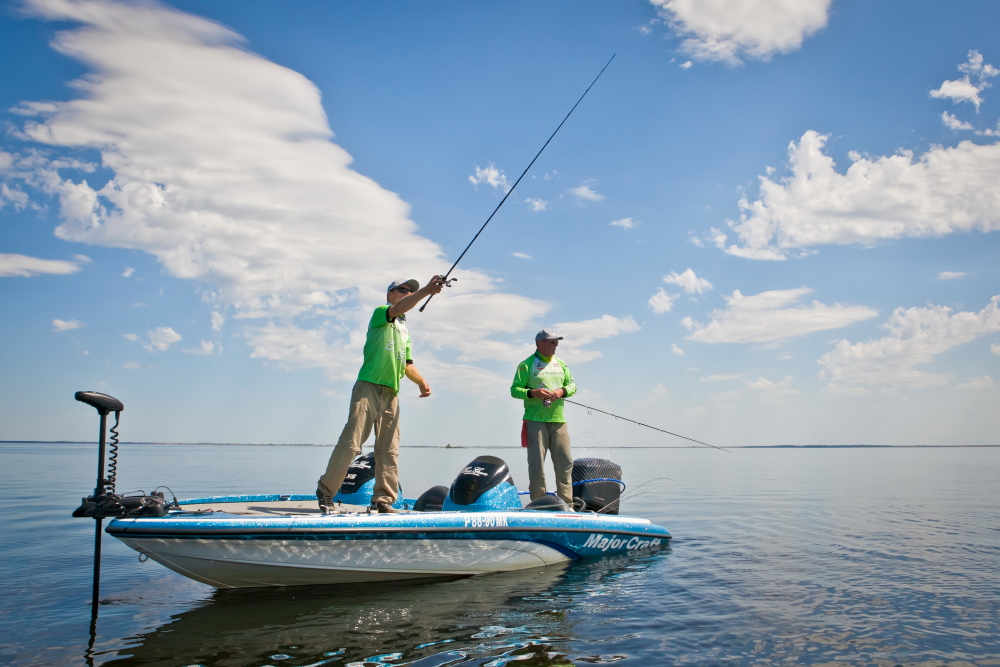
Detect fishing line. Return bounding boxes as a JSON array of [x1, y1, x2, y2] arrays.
[[419, 54, 616, 313], [565, 399, 728, 452]]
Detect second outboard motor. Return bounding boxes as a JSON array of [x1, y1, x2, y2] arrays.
[[413, 485, 448, 512], [442, 456, 521, 512], [572, 458, 623, 514], [333, 453, 405, 509]]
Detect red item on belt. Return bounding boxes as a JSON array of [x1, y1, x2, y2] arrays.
[[521, 419, 528, 448]]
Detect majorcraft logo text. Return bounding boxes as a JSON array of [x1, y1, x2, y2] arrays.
[[582, 534, 661, 551]]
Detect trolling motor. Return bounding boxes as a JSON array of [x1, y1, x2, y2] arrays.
[[72, 392, 170, 519]]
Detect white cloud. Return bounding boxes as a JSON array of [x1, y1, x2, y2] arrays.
[[956, 376, 994, 390], [720, 131, 1000, 260], [648, 288, 678, 314], [53, 318, 85, 331], [671, 343, 684, 356], [512, 252, 532, 259], [122, 266, 134, 277], [569, 180, 605, 202], [744, 375, 795, 392], [685, 288, 877, 344], [144, 326, 182, 352], [688, 235, 704, 247], [610, 217, 638, 229], [182, 340, 217, 355], [700, 373, 743, 382], [663, 268, 713, 294], [650, 0, 832, 66], [550, 315, 640, 363], [211, 311, 225, 331], [819, 295, 1000, 390], [929, 51, 998, 111], [123, 361, 141, 369], [941, 112, 973, 131], [679, 61, 693, 70], [524, 197, 547, 211], [8, 0, 580, 380], [469, 163, 510, 191], [991, 343, 1000, 355], [937, 271, 966, 280], [123, 333, 139, 341], [0, 253, 82, 277]]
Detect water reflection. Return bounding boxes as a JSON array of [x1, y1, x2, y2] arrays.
[[100, 551, 668, 667]]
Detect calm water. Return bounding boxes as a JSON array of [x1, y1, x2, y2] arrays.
[[1, 443, 998, 667]]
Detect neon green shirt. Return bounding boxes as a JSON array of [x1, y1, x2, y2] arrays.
[[357, 305, 412, 393], [510, 352, 577, 423]]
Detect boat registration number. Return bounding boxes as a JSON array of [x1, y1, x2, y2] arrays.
[[463, 514, 509, 528]]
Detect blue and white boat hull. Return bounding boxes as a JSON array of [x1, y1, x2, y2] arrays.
[[107, 501, 670, 588]]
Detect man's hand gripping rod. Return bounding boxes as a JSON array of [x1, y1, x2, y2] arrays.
[[419, 54, 616, 313]]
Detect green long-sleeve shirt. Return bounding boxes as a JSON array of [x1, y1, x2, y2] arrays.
[[510, 352, 577, 422]]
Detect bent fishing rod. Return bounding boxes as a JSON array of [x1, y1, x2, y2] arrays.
[[419, 54, 616, 313], [564, 399, 729, 453]]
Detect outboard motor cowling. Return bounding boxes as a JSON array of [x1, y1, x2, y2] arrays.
[[333, 453, 405, 509], [442, 456, 521, 512], [572, 458, 623, 514]]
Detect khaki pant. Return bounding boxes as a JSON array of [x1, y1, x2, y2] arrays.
[[526, 420, 573, 505], [318, 381, 400, 505]]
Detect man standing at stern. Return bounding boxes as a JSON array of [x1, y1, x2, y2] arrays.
[[510, 330, 577, 506], [317, 277, 444, 514]]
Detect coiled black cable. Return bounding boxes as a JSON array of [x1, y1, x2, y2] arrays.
[[106, 411, 121, 495]]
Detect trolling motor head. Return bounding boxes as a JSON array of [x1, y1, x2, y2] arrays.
[[75, 391, 124, 415]]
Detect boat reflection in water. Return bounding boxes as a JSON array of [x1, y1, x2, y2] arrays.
[[100, 549, 668, 667]]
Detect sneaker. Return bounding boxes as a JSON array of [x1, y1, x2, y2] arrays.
[[316, 489, 334, 514], [372, 501, 398, 514]]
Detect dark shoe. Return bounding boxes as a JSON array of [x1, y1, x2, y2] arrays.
[[373, 501, 398, 514], [317, 489, 334, 514]]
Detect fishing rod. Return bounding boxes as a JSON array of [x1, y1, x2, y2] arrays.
[[419, 54, 616, 313], [565, 399, 729, 452]]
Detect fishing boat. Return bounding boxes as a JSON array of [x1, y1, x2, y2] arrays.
[[71, 391, 670, 591], [103, 454, 670, 588]]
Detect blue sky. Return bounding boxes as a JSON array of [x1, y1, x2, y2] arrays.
[[1, 0, 998, 447]]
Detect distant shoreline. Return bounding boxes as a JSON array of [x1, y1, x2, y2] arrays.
[[1, 441, 997, 448]]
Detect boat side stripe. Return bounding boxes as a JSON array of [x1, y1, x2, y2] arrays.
[[106, 525, 669, 539]]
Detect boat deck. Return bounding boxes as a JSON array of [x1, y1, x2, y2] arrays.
[[176, 500, 403, 516]]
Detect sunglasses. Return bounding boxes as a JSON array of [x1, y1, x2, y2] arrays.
[[393, 287, 413, 295]]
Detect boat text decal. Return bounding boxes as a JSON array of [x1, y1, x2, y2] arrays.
[[464, 514, 508, 528], [582, 533, 661, 551]]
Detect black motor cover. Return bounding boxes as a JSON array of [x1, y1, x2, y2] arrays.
[[449, 456, 514, 505], [339, 452, 376, 495], [572, 458, 622, 514], [413, 485, 448, 512]]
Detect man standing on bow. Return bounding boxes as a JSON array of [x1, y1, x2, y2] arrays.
[[317, 276, 445, 513], [510, 330, 577, 506]]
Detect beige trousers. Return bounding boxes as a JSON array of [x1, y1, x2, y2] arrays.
[[526, 420, 573, 505], [317, 381, 400, 505]]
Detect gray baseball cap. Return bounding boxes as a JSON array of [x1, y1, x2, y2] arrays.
[[535, 329, 563, 342], [387, 278, 419, 293]]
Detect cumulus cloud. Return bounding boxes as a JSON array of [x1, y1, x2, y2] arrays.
[[5, 0, 636, 388], [663, 268, 713, 294], [469, 163, 510, 191], [648, 288, 678, 314], [650, 0, 832, 66], [123, 333, 139, 341], [569, 180, 605, 202], [719, 131, 1000, 260], [929, 50, 998, 111], [819, 295, 1000, 391], [941, 112, 973, 131], [524, 197, 547, 211], [671, 343, 684, 356], [937, 271, 966, 280], [144, 326, 182, 352], [512, 252, 532, 259], [53, 318, 85, 331], [122, 266, 135, 277], [610, 217, 637, 229], [182, 340, 217, 355], [0, 253, 82, 277], [991, 343, 1000, 356], [956, 376, 994, 390], [550, 315, 640, 363], [685, 288, 877, 344]]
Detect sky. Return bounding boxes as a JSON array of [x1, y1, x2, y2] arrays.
[[1, 0, 998, 448]]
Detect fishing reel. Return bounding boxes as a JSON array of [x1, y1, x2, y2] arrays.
[[435, 275, 457, 288]]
